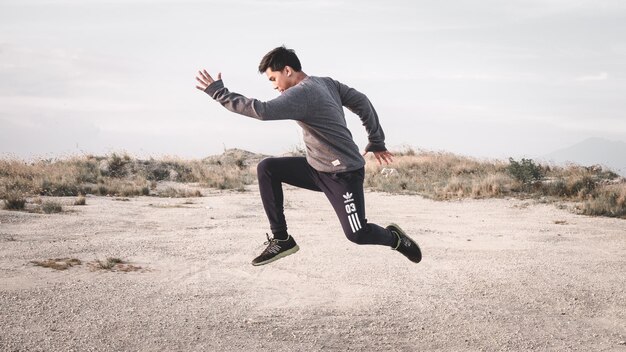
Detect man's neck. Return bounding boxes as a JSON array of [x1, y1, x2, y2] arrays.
[[292, 71, 308, 85]]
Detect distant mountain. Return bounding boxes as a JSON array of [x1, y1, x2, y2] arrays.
[[542, 137, 626, 176]]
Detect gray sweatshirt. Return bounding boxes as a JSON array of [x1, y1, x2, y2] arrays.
[[204, 76, 386, 173]]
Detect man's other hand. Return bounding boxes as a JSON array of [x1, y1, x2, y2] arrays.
[[363, 150, 394, 165], [195, 70, 221, 91]]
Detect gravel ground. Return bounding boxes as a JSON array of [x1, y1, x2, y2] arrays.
[[1, 186, 625, 351]]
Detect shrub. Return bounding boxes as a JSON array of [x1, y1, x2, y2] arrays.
[[89, 257, 142, 272], [31, 258, 82, 270], [579, 185, 626, 218], [41, 201, 63, 214], [507, 158, 543, 184], [3, 195, 27, 210], [74, 195, 86, 205], [1, 180, 29, 210], [96, 257, 124, 270], [157, 187, 203, 198], [106, 153, 131, 178]]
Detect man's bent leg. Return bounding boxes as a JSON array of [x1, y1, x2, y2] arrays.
[[317, 168, 396, 247], [257, 157, 321, 234]]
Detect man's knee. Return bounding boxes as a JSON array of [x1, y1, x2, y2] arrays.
[[257, 157, 277, 179], [257, 157, 271, 173], [344, 227, 369, 245]]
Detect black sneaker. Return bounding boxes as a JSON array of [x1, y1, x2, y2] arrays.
[[388, 223, 422, 263], [251, 234, 300, 266]]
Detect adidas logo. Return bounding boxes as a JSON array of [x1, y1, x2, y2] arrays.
[[343, 192, 353, 203]]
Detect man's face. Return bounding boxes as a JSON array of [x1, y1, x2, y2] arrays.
[[265, 67, 293, 94]]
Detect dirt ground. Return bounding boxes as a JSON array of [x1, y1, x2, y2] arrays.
[[1, 185, 625, 351]]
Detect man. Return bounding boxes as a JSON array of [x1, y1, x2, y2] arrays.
[[195, 46, 421, 266]]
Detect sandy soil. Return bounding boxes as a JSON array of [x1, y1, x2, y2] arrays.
[[1, 185, 625, 351]]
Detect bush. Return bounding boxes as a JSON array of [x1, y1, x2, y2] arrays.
[[580, 185, 626, 218], [106, 153, 131, 178], [3, 195, 27, 210], [41, 200, 63, 214], [74, 195, 87, 205], [507, 158, 543, 184]]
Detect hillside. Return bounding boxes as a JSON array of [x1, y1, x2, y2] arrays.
[[543, 137, 626, 176]]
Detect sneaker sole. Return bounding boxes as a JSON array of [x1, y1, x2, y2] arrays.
[[251, 245, 300, 266], [388, 223, 422, 263]]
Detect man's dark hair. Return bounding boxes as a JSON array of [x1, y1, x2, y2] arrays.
[[258, 46, 302, 73]]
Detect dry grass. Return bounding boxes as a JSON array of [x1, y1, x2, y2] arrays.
[[2, 148, 624, 219], [74, 195, 87, 206], [2, 191, 26, 210], [365, 151, 511, 199], [0, 149, 257, 200], [365, 149, 625, 218], [31, 258, 82, 270], [156, 187, 203, 198], [579, 184, 626, 218], [41, 200, 63, 214], [89, 257, 142, 272]]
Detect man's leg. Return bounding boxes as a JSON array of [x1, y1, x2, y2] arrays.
[[316, 168, 397, 246], [317, 168, 422, 262], [252, 157, 321, 266], [256, 156, 321, 236]]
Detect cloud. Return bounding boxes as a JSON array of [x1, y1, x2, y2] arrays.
[[575, 72, 609, 81]]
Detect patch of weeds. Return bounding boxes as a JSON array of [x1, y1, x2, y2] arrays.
[[157, 187, 203, 198], [1, 233, 17, 242], [97, 185, 108, 196], [97, 257, 123, 269], [507, 158, 543, 184], [74, 195, 86, 206], [106, 153, 131, 178], [576, 184, 626, 218], [41, 200, 63, 214], [31, 258, 82, 270], [2, 190, 27, 210], [89, 257, 142, 272], [3, 197, 26, 210], [554, 220, 568, 225], [114, 198, 130, 202], [148, 203, 190, 209]]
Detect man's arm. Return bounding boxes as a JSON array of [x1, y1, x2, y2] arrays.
[[195, 69, 307, 121], [333, 79, 394, 165]]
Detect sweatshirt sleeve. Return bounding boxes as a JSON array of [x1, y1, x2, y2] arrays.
[[204, 80, 308, 121], [333, 79, 387, 152]]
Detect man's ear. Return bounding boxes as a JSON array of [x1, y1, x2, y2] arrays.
[[284, 66, 293, 77]]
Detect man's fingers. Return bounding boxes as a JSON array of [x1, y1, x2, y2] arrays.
[[363, 151, 394, 165], [203, 69, 213, 82], [217, 72, 222, 80], [197, 69, 213, 83], [376, 152, 393, 165], [195, 85, 206, 91]]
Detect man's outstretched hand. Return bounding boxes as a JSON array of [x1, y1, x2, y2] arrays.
[[195, 70, 221, 91], [363, 150, 394, 165]]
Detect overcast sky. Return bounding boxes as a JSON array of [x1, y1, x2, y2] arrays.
[[1, 0, 625, 160]]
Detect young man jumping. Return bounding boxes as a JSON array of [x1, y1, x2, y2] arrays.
[[195, 46, 421, 266]]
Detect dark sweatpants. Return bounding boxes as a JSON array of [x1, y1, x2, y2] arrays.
[[257, 157, 396, 247]]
